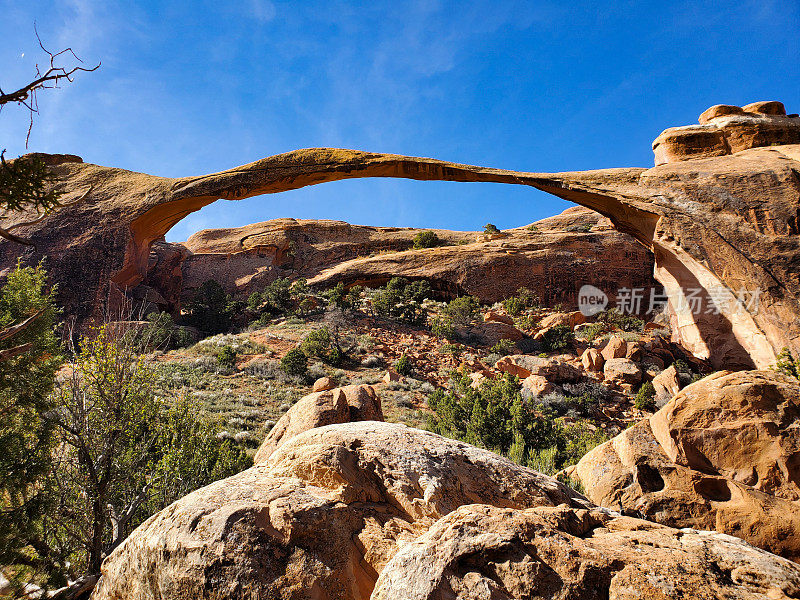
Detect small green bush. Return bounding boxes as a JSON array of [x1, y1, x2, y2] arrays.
[[442, 295, 481, 326], [395, 354, 414, 376], [371, 277, 431, 325], [579, 322, 605, 342], [597, 308, 644, 333], [300, 327, 332, 359], [185, 280, 234, 334], [502, 287, 540, 316], [489, 338, 517, 356], [483, 223, 501, 235], [426, 373, 607, 474], [634, 381, 656, 411], [540, 325, 575, 352], [412, 230, 440, 249], [775, 348, 799, 379], [430, 316, 456, 340], [216, 345, 238, 370], [281, 348, 308, 376]]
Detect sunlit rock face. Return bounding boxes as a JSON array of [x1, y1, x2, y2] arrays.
[[1, 101, 798, 368]]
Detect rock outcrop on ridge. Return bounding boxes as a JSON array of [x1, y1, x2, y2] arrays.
[[570, 370, 800, 561], [252, 384, 383, 463], [1, 102, 798, 364], [143, 206, 656, 309]]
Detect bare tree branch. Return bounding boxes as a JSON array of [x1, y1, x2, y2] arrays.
[[0, 24, 100, 146], [0, 308, 44, 342], [0, 342, 33, 361]]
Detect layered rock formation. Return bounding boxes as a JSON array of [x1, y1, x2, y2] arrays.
[[142, 206, 655, 310], [653, 100, 800, 165], [570, 370, 800, 560], [2, 101, 798, 368], [90, 422, 589, 600]]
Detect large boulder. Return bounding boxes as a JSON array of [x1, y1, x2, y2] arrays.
[[372, 504, 800, 600], [495, 354, 582, 383], [253, 385, 383, 463], [603, 357, 642, 386], [91, 422, 588, 600], [572, 370, 800, 560]]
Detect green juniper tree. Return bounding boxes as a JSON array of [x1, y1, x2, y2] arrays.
[[0, 262, 63, 593]]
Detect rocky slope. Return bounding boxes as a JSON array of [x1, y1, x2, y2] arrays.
[[2, 100, 798, 368], [143, 206, 656, 310]]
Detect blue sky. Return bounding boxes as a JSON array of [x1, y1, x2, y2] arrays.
[[1, 1, 798, 241]]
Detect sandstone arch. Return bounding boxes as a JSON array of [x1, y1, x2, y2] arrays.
[[2, 104, 799, 369]]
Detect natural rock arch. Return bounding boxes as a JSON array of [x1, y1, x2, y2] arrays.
[[2, 103, 799, 369]]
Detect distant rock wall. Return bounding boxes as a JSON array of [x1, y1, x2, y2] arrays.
[[140, 206, 656, 312]]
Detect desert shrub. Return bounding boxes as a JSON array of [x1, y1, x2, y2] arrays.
[[540, 325, 575, 352], [597, 308, 644, 333], [560, 380, 611, 402], [634, 381, 656, 411], [412, 230, 440, 249], [502, 287, 540, 316], [427, 373, 561, 460], [300, 327, 332, 360], [442, 295, 481, 326], [483, 223, 501, 235], [395, 394, 415, 409], [361, 355, 382, 368], [216, 345, 237, 371], [565, 223, 593, 233], [242, 357, 281, 379], [324, 284, 363, 313], [30, 326, 249, 583], [556, 422, 609, 472], [395, 353, 414, 376], [578, 322, 605, 342], [427, 374, 607, 474], [371, 277, 431, 325], [532, 392, 597, 419], [489, 338, 517, 356], [248, 277, 292, 318], [323, 282, 348, 309], [281, 348, 308, 376], [185, 280, 234, 334], [439, 343, 463, 356], [775, 348, 799, 380], [430, 316, 456, 340], [527, 224, 540, 233], [140, 312, 196, 350]]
